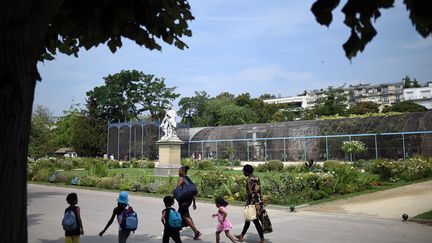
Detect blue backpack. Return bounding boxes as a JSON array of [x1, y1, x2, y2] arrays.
[[119, 206, 138, 231], [168, 208, 183, 229], [62, 209, 77, 231]]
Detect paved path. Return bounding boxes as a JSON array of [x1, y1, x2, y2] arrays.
[[28, 183, 432, 243], [303, 180, 432, 220]]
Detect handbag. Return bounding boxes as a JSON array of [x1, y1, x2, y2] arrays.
[[258, 208, 273, 234], [173, 178, 198, 202], [243, 205, 257, 221]]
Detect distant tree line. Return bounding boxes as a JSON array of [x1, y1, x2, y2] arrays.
[[30, 73, 429, 157]]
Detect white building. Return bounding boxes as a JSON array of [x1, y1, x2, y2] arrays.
[[403, 82, 432, 109], [263, 95, 310, 109]]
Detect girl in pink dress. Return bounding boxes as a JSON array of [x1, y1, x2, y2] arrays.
[[212, 197, 236, 243]]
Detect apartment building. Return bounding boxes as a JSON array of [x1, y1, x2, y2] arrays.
[[403, 82, 432, 109], [347, 82, 403, 110], [263, 81, 411, 111]]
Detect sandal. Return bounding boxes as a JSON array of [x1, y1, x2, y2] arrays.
[[258, 240, 265, 243], [234, 234, 244, 242], [193, 231, 202, 240]]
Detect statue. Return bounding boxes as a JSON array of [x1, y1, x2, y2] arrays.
[[160, 106, 178, 140]]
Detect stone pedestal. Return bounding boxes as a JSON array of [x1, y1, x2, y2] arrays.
[[154, 139, 184, 177]]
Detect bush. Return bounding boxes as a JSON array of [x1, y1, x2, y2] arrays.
[[255, 163, 269, 172], [369, 159, 401, 181], [143, 180, 167, 193], [284, 164, 309, 173], [194, 170, 246, 201], [323, 161, 341, 172], [181, 158, 196, 168], [120, 161, 132, 168], [267, 160, 284, 171], [213, 159, 241, 166], [55, 173, 75, 184], [97, 177, 119, 189], [332, 164, 362, 194], [86, 162, 109, 177], [197, 160, 213, 170], [399, 157, 432, 181], [144, 161, 155, 168], [131, 159, 155, 168], [57, 159, 74, 171], [108, 160, 121, 169], [353, 159, 369, 170], [78, 175, 100, 187], [32, 168, 52, 182], [341, 140, 366, 154]]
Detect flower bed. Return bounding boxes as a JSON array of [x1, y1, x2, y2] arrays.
[[28, 157, 432, 206]]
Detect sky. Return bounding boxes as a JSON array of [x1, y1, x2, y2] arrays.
[[35, 0, 432, 116]]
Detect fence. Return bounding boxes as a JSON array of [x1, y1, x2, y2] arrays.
[[186, 131, 432, 162], [107, 120, 432, 161]]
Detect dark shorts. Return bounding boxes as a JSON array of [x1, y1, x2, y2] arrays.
[[178, 200, 192, 219]]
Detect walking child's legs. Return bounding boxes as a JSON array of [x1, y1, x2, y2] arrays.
[[163, 229, 182, 243], [118, 229, 131, 243], [162, 230, 170, 243], [171, 230, 182, 243], [65, 236, 79, 243], [216, 231, 221, 243], [224, 230, 236, 243]]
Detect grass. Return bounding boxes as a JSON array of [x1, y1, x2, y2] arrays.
[[414, 210, 432, 220]]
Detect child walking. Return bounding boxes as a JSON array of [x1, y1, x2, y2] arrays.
[[161, 196, 182, 243], [99, 191, 135, 243], [63, 193, 84, 243], [212, 197, 236, 243]]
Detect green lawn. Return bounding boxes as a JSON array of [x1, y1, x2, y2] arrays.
[[414, 210, 432, 220]]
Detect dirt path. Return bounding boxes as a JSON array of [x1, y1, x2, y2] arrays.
[[303, 180, 432, 220]]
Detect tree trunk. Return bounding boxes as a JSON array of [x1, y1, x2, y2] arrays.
[[0, 1, 63, 242]]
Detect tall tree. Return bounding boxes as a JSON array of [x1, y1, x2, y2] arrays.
[[310, 86, 348, 117], [349, 101, 380, 115], [71, 115, 106, 157], [178, 91, 209, 126], [86, 70, 141, 122], [402, 75, 421, 88], [52, 104, 81, 148], [86, 70, 179, 122], [28, 105, 55, 158], [136, 74, 180, 121], [0, 1, 193, 241]]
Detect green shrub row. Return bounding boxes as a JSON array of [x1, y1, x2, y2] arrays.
[[28, 156, 432, 206]]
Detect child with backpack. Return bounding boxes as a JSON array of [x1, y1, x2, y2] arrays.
[[62, 192, 84, 243], [99, 191, 138, 243], [212, 197, 236, 243], [161, 195, 183, 243]]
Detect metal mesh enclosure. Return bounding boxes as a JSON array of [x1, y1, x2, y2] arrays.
[[107, 121, 160, 160], [108, 112, 432, 161]]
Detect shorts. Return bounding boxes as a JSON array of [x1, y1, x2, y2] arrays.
[[65, 235, 80, 243]]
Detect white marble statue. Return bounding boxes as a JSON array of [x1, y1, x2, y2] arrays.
[[161, 106, 178, 140]]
